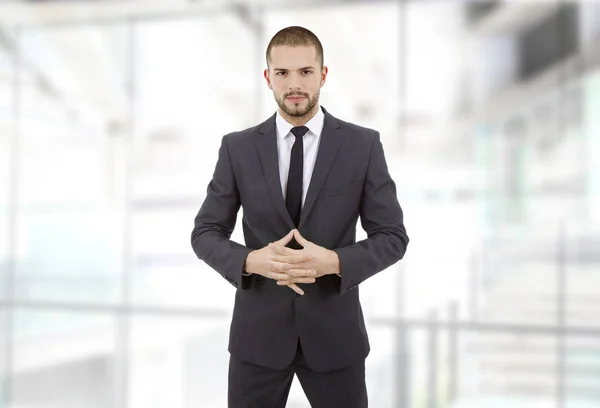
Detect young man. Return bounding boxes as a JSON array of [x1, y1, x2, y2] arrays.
[[191, 25, 409, 408]]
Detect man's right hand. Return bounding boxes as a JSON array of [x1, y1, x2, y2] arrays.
[[243, 230, 316, 295]]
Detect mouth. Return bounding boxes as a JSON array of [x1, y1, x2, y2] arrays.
[[286, 96, 307, 102]]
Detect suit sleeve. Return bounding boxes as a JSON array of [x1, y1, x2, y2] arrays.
[[190, 135, 254, 290], [332, 132, 409, 294]]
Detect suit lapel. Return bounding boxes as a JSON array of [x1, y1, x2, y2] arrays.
[[256, 112, 296, 230], [255, 106, 343, 231], [299, 107, 342, 229]]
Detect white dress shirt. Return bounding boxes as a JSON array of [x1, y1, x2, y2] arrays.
[[276, 105, 325, 208]]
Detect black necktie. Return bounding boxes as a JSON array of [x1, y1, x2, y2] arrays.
[[286, 126, 309, 243]]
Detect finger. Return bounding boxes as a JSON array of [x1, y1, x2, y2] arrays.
[[293, 229, 311, 246], [277, 277, 316, 285], [269, 260, 296, 273], [268, 243, 298, 255], [285, 268, 316, 278], [287, 283, 304, 296], [268, 271, 293, 281], [271, 254, 311, 264], [268, 268, 314, 281], [275, 230, 295, 246]]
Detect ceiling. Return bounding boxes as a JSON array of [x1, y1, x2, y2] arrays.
[[0, 0, 373, 26]]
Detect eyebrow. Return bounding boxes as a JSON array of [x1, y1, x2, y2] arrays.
[[273, 66, 316, 71]]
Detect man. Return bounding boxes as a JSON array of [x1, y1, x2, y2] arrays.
[[191, 26, 408, 408]]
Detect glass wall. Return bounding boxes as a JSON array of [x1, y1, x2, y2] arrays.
[[1, 1, 600, 407], [128, 317, 229, 408], [13, 23, 130, 305], [0, 311, 6, 407], [130, 15, 257, 310], [0, 26, 13, 302], [11, 310, 116, 408]]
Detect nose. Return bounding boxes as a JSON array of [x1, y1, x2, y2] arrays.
[[287, 73, 302, 91]]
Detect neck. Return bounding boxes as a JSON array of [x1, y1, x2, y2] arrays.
[[279, 104, 320, 127]]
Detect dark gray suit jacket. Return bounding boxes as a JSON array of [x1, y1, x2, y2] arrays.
[[191, 106, 408, 372]]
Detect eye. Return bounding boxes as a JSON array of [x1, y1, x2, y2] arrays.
[[302, 70, 313, 75], [276, 72, 287, 76]]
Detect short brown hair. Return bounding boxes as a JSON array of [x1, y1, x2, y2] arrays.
[[266, 26, 324, 68]]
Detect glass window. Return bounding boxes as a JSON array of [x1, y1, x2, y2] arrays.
[[131, 16, 256, 309], [0, 310, 7, 407], [0, 32, 13, 302], [128, 316, 230, 408], [13, 23, 130, 304], [11, 310, 116, 408], [3, 2, 600, 408]]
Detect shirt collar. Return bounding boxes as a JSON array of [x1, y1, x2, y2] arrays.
[[276, 105, 324, 141]]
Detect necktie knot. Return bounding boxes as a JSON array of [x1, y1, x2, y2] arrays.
[[290, 126, 309, 138]]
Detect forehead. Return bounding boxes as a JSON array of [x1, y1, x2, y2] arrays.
[[269, 45, 319, 67]]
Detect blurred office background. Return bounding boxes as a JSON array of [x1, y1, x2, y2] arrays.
[[1, 0, 600, 407]]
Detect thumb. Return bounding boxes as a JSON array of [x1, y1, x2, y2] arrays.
[[275, 229, 295, 246], [293, 229, 310, 246]]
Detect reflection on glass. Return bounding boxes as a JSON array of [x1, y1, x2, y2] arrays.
[[14, 24, 129, 304], [129, 316, 230, 408], [12, 310, 115, 408]]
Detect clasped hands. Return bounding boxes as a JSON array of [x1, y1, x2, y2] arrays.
[[243, 229, 341, 296]]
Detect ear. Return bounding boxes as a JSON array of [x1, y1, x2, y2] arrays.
[[320, 66, 328, 87], [264, 69, 272, 90]]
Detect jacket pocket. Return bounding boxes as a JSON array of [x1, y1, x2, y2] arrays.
[[322, 180, 362, 197]]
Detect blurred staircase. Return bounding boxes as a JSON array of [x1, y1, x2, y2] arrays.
[[466, 260, 600, 404]]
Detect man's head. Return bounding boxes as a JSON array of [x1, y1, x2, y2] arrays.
[[264, 26, 328, 123]]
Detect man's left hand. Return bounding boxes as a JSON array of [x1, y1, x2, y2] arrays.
[[268, 229, 341, 286]]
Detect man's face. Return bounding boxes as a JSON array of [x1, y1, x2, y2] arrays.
[[264, 45, 327, 118]]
